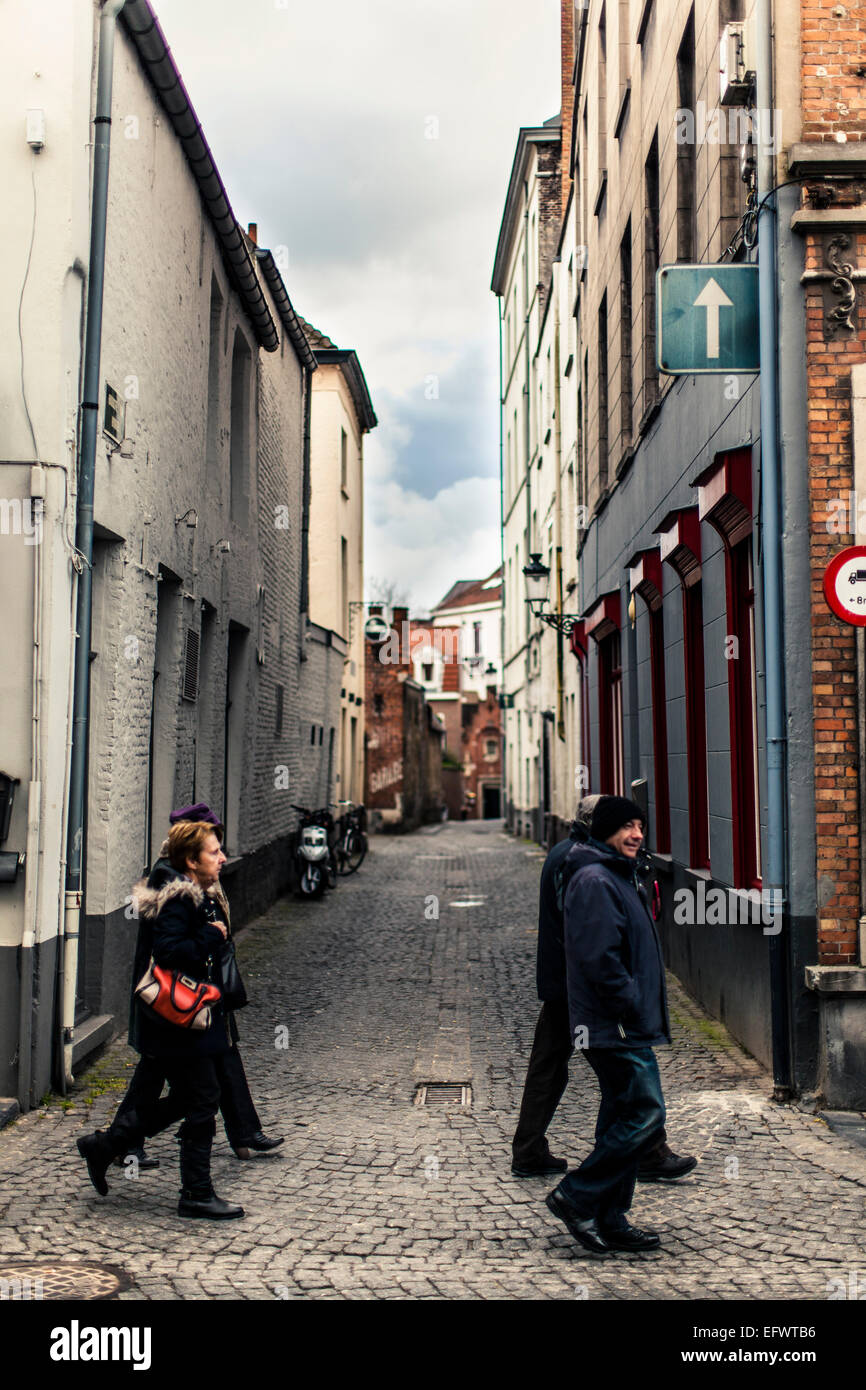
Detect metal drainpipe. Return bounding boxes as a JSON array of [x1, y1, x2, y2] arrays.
[[755, 0, 792, 1098], [497, 296, 507, 816], [523, 181, 534, 836], [62, 0, 126, 1088]]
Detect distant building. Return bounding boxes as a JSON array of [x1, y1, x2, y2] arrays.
[[299, 315, 377, 810], [364, 607, 444, 830]]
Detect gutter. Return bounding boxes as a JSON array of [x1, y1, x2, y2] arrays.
[[309, 347, 377, 432], [119, 0, 279, 352], [255, 249, 318, 372]]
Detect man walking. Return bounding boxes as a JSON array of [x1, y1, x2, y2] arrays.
[[512, 795, 694, 1183], [545, 796, 683, 1254]]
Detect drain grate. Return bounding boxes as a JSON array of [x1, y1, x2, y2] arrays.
[[0, 1260, 132, 1301], [414, 1083, 472, 1107]]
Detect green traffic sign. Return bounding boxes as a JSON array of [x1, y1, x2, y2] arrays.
[[657, 264, 760, 375]]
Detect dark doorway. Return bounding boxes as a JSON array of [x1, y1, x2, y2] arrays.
[[482, 784, 501, 819]]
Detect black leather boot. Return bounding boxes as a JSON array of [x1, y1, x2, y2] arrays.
[[231, 1131, 284, 1159], [77, 1109, 147, 1195], [178, 1132, 244, 1220]]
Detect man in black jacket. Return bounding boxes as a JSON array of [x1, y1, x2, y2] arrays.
[[512, 796, 694, 1182], [545, 796, 683, 1255]]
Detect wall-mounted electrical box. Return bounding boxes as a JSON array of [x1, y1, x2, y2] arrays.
[[720, 23, 755, 106], [26, 108, 45, 149]]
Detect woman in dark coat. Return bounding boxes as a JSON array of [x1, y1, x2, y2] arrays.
[[76, 822, 245, 1220], [117, 803, 282, 1163]]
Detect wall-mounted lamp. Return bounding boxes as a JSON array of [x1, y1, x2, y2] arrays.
[[522, 553, 581, 635]]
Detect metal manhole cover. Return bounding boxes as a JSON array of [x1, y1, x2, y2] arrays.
[[414, 1083, 472, 1107], [0, 1261, 132, 1301]]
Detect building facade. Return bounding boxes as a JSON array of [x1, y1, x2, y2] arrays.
[[300, 316, 376, 811], [492, 0, 866, 1106], [0, 0, 345, 1105], [364, 608, 444, 830]]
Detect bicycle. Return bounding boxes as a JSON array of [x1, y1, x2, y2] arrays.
[[334, 800, 368, 875]]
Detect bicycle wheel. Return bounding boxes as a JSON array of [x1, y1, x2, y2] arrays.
[[342, 829, 367, 874]]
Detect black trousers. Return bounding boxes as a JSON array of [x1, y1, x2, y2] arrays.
[[114, 1044, 262, 1146], [108, 1054, 221, 1199], [512, 1000, 668, 1166]]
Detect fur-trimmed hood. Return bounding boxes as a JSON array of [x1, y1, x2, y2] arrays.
[[131, 874, 206, 920]]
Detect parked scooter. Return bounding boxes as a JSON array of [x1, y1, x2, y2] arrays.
[[292, 804, 338, 898]]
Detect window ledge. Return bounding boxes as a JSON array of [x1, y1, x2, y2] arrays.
[[594, 170, 608, 218], [614, 82, 631, 140]]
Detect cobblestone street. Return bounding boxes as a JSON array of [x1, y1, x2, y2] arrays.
[[2, 821, 865, 1301]]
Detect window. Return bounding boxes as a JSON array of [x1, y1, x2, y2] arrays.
[[229, 330, 252, 524], [205, 276, 223, 478], [473, 620, 482, 656], [648, 606, 671, 853], [598, 290, 609, 493], [676, 10, 697, 263], [683, 580, 710, 869], [484, 738, 498, 761], [341, 428, 349, 494], [423, 662, 434, 683], [620, 221, 633, 451], [597, 7, 608, 202], [275, 683, 284, 737], [373, 694, 385, 717], [643, 133, 660, 414], [341, 536, 348, 637], [725, 538, 761, 886], [598, 630, 624, 795]]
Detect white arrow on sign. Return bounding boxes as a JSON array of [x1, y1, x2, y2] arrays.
[[693, 277, 734, 359]]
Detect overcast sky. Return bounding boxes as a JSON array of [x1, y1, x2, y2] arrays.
[[154, 0, 561, 611]]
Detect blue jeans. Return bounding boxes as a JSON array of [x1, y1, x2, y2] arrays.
[[557, 1046, 666, 1224]]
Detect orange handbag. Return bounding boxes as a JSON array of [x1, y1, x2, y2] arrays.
[[135, 960, 222, 1031]]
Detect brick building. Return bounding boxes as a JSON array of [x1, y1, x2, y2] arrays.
[[491, 0, 866, 1105], [364, 608, 444, 830]]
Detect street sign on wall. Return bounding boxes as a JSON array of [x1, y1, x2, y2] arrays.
[[657, 264, 760, 375], [824, 546, 866, 627]]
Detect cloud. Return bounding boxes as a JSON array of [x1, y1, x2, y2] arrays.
[[151, 0, 560, 596]]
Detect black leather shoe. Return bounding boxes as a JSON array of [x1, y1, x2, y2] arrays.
[[637, 1146, 697, 1183], [545, 1189, 611, 1255], [598, 1221, 661, 1252], [77, 1131, 115, 1196], [512, 1153, 569, 1177], [177, 1192, 245, 1220], [113, 1147, 160, 1171], [231, 1131, 284, 1159]]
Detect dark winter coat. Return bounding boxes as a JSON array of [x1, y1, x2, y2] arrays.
[[129, 874, 231, 1059], [563, 837, 670, 1049], [128, 846, 238, 1050], [536, 821, 589, 1001]]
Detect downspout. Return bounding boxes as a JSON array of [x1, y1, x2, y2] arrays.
[[299, 364, 313, 635], [523, 179, 534, 835], [62, 0, 126, 1089], [850, 365, 866, 964], [755, 0, 792, 1098], [553, 279, 565, 747], [498, 295, 507, 818]]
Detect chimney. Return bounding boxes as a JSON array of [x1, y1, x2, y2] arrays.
[[560, 0, 575, 218], [247, 222, 258, 245]]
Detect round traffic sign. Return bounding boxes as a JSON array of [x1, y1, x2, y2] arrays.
[[823, 546, 866, 626], [364, 614, 390, 642]]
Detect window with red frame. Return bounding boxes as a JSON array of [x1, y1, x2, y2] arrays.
[[725, 537, 761, 887], [683, 579, 710, 870], [598, 630, 624, 795], [648, 606, 671, 853]]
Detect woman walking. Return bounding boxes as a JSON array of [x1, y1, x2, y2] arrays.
[[77, 821, 245, 1219]]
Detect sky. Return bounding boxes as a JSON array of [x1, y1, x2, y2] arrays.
[[153, 0, 561, 611]]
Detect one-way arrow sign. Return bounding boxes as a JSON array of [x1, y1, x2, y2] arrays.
[[657, 264, 759, 375]]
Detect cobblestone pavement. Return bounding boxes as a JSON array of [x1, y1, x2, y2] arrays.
[[2, 821, 865, 1301]]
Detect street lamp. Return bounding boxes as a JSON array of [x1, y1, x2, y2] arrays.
[[522, 552, 581, 635]]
